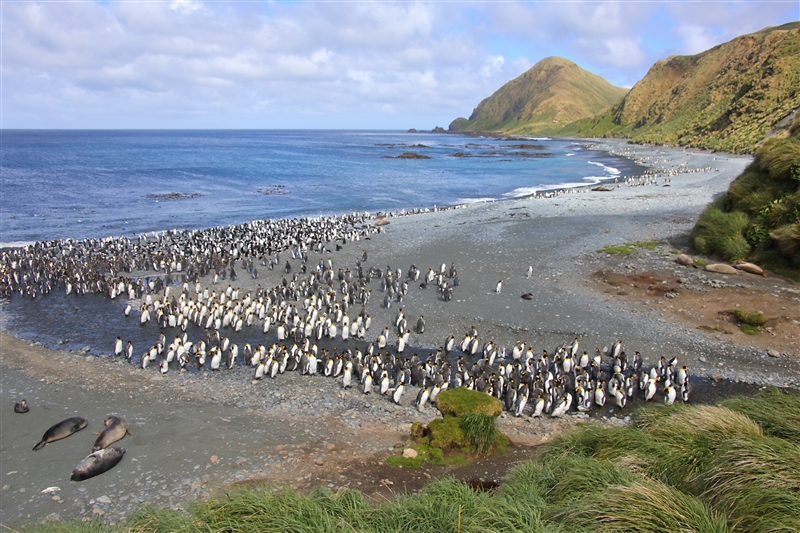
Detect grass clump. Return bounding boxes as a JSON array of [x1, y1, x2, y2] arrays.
[[459, 413, 498, 454], [721, 387, 800, 442], [696, 436, 800, 533], [435, 388, 502, 417], [559, 478, 732, 533]]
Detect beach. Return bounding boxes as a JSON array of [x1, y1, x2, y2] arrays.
[[1, 139, 798, 528]]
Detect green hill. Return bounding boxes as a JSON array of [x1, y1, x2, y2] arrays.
[[559, 22, 800, 154], [448, 57, 628, 135]]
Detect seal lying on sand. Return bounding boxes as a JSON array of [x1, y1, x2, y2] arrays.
[[33, 416, 88, 451], [71, 447, 126, 481], [93, 416, 132, 451]]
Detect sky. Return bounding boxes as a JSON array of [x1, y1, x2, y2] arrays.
[[1, 0, 798, 129]]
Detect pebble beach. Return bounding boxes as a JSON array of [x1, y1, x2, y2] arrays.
[[2, 138, 799, 529]]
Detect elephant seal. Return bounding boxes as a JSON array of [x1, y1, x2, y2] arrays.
[[71, 447, 126, 482], [93, 416, 132, 451], [33, 416, 88, 451], [14, 399, 29, 413]]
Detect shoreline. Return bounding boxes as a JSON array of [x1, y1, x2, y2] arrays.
[[3, 139, 799, 529]]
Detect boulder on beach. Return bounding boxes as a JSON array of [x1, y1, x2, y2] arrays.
[[676, 254, 694, 266]]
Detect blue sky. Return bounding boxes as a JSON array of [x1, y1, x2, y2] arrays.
[[2, 0, 797, 129]]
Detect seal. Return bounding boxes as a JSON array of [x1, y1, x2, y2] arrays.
[[71, 447, 126, 482], [14, 399, 29, 413], [93, 416, 132, 451], [33, 416, 88, 451]]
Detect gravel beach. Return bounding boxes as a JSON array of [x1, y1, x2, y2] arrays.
[[2, 139, 798, 529]]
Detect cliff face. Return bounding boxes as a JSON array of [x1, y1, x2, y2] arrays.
[[448, 57, 627, 135], [560, 22, 800, 153]]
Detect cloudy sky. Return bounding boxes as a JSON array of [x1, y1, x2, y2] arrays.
[[2, 1, 797, 129]]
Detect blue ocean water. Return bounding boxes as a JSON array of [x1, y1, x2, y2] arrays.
[[0, 130, 638, 246]]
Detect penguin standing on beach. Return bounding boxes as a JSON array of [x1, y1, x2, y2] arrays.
[[495, 280, 503, 294], [416, 315, 425, 334]]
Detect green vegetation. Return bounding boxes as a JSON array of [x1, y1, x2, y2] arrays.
[[459, 413, 498, 454], [596, 240, 660, 256], [555, 22, 800, 154], [691, 111, 800, 270], [449, 56, 627, 135], [386, 390, 506, 468], [22, 389, 800, 533], [435, 387, 503, 417], [731, 309, 767, 330]]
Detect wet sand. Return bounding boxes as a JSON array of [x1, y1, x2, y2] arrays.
[[2, 139, 799, 528]]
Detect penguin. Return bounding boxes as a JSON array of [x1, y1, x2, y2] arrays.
[[14, 400, 29, 413], [594, 384, 606, 407], [125, 341, 133, 360], [416, 315, 425, 334], [342, 362, 353, 389], [526, 265, 533, 279], [495, 280, 503, 294], [415, 386, 429, 412], [392, 383, 404, 405], [444, 335, 455, 353], [363, 371, 373, 394], [663, 385, 677, 405], [531, 395, 545, 418], [645, 377, 659, 401], [114, 337, 123, 356]]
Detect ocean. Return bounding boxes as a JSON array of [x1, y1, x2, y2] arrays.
[[0, 130, 639, 247]]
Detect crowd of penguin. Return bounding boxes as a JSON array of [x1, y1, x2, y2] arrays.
[[1, 209, 691, 420], [111, 255, 690, 419]]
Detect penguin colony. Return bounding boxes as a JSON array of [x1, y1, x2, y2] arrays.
[[1, 210, 690, 419]]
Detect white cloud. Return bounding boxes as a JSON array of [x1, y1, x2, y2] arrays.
[[675, 24, 721, 56], [2, 0, 796, 128]]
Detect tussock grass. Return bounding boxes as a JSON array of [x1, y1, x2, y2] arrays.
[[557, 478, 731, 533], [459, 412, 498, 454], [721, 387, 800, 442], [697, 436, 800, 533], [634, 404, 763, 489], [372, 477, 488, 533], [691, 207, 751, 261]]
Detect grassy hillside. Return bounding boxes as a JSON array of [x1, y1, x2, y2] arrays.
[[691, 112, 800, 272], [558, 22, 800, 154], [449, 57, 627, 135], [26, 388, 800, 533]]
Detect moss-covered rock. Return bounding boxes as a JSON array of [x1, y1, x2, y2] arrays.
[[435, 388, 503, 418]]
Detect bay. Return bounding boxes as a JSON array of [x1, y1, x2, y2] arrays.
[[0, 130, 637, 245]]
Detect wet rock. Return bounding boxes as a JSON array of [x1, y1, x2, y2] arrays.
[[768, 349, 781, 358], [209, 455, 219, 464], [97, 495, 112, 504]]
